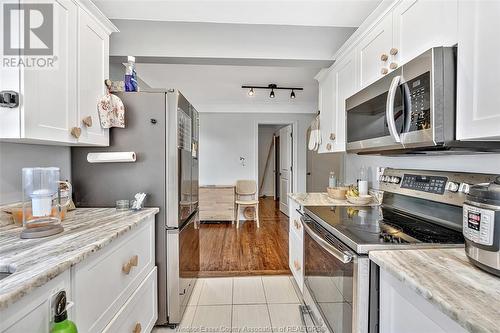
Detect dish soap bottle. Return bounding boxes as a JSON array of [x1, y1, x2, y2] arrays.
[[124, 56, 138, 92], [51, 291, 78, 333], [329, 171, 337, 188], [358, 166, 368, 196]]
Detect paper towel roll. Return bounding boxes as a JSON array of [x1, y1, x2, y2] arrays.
[[87, 152, 136, 163]]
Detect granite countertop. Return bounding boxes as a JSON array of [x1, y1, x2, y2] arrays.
[[288, 192, 382, 207], [0, 207, 159, 310], [370, 248, 500, 333]]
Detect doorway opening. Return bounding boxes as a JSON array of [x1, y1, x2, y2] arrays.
[[257, 123, 294, 216]]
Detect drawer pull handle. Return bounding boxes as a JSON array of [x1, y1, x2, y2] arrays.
[[122, 255, 139, 274], [133, 322, 142, 333], [294, 219, 301, 230], [294, 259, 301, 271]]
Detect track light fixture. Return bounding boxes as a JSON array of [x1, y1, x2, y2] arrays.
[[242, 84, 303, 99]]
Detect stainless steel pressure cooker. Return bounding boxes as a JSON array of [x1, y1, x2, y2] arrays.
[[463, 176, 500, 276]]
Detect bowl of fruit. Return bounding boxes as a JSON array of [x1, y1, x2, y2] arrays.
[[346, 186, 372, 205]]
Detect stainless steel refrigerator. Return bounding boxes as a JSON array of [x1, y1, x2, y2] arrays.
[[71, 90, 200, 326]]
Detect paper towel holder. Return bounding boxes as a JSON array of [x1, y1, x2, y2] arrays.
[[87, 152, 137, 163]]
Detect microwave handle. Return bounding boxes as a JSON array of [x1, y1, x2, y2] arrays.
[[301, 217, 353, 264], [386, 75, 402, 143]]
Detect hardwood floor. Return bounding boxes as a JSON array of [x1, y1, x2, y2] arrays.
[[198, 197, 290, 277]]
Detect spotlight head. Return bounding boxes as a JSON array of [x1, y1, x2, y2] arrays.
[[248, 88, 254, 96], [270, 89, 275, 98], [290, 90, 296, 99]]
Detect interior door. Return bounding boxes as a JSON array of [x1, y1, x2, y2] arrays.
[[279, 125, 293, 216], [274, 135, 280, 201]]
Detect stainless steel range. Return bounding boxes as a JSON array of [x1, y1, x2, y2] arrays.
[[299, 168, 498, 333]]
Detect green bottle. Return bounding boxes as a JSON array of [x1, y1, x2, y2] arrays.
[[51, 291, 78, 333]]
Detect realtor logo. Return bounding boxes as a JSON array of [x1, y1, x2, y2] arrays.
[[2, 2, 57, 69]]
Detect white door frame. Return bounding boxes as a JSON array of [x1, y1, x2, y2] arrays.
[[254, 120, 298, 200]]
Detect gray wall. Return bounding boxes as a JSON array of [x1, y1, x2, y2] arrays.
[[345, 153, 500, 189], [0, 143, 71, 205]]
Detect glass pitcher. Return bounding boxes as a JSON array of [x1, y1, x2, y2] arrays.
[[21, 167, 72, 238]]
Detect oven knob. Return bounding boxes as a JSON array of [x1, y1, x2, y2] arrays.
[[445, 181, 459, 192], [459, 183, 471, 194], [390, 176, 401, 184]]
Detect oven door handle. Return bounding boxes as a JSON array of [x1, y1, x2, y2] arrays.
[[386, 75, 402, 143], [301, 218, 353, 264]]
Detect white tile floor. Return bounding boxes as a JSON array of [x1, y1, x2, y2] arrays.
[[153, 275, 304, 333]]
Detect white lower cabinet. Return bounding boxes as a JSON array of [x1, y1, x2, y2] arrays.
[[0, 271, 71, 333], [288, 198, 304, 292], [0, 216, 157, 333], [316, 68, 337, 153], [456, 0, 500, 141], [379, 269, 467, 333]]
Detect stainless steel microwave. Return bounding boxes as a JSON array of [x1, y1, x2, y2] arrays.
[[346, 47, 458, 154]]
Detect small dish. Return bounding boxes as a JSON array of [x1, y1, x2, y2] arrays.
[[346, 195, 372, 205]]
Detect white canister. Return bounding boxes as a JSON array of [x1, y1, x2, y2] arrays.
[[358, 180, 369, 196]]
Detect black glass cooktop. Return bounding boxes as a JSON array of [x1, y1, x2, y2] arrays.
[[304, 205, 464, 254]]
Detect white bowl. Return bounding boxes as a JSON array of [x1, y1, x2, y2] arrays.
[[346, 195, 372, 205]]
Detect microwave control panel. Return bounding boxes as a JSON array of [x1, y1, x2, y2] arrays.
[[400, 174, 447, 194], [463, 204, 496, 246], [405, 72, 431, 132]]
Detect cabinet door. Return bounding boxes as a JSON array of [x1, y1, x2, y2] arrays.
[[78, 9, 109, 146], [392, 0, 458, 67], [333, 53, 356, 152], [22, 0, 78, 143], [456, 1, 500, 141], [0, 4, 21, 139], [317, 70, 336, 153], [357, 14, 393, 88]]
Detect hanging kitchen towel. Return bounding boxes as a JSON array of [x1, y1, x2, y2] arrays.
[[97, 80, 125, 128], [308, 114, 321, 151]]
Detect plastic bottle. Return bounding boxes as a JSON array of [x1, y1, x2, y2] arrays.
[[51, 291, 78, 333], [329, 171, 337, 188], [358, 166, 368, 195], [124, 56, 138, 92]]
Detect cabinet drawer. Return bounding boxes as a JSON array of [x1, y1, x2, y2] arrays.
[[103, 267, 157, 333], [73, 216, 155, 333]]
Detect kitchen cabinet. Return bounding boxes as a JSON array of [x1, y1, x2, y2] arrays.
[[0, 271, 71, 333], [0, 0, 117, 146], [392, 0, 457, 67], [316, 69, 336, 153], [288, 198, 304, 292], [379, 268, 467, 333], [456, 0, 500, 141], [356, 14, 393, 88], [77, 8, 110, 145]]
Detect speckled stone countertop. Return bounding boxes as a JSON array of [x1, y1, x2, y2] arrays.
[[370, 248, 500, 333], [288, 192, 382, 207], [0, 207, 159, 310]]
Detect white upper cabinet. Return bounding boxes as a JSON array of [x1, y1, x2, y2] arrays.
[[392, 0, 458, 66], [456, 0, 500, 141], [316, 69, 336, 153], [22, 0, 78, 144], [78, 8, 110, 146], [356, 14, 393, 88], [333, 52, 357, 152], [0, 0, 117, 146]]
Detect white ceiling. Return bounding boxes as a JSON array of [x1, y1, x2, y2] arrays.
[[94, 0, 382, 27], [136, 64, 320, 113], [98, 0, 382, 114]]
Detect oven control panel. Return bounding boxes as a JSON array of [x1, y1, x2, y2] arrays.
[[400, 174, 448, 194], [463, 204, 495, 246], [405, 72, 431, 132]]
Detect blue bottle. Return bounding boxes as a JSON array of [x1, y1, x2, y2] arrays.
[[124, 56, 138, 92]]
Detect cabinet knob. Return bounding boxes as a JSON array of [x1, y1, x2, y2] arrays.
[[133, 322, 142, 333], [70, 127, 81, 139], [381, 68, 389, 75], [329, 133, 336, 141], [130, 255, 139, 267], [390, 48, 399, 56], [122, 255, 139, 274], [293, 260, 301, 271], [82, 116, 93, 127], [389, 62, 398, 70], [326, 143, 332, 151], [380, 54, 388, 61]]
